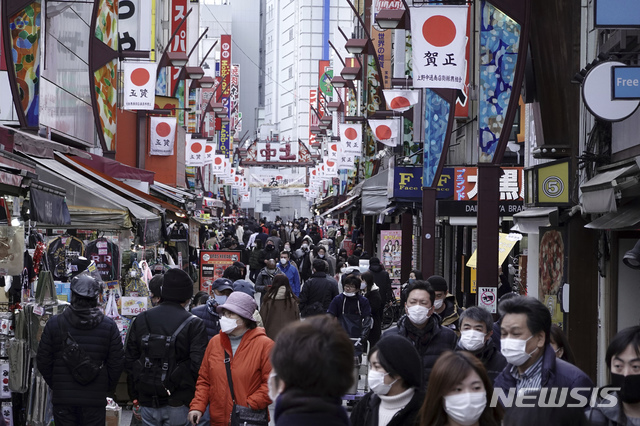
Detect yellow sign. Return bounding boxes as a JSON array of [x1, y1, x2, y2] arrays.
[[537, 161, 569, 204], [470, 268, 477, 293], [466, 233, 520, 269]]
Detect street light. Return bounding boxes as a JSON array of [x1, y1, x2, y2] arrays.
[[196, 76, 216, 89], [171, 28, 209, 97], [375, 0, 410, 30], [341, 62, 362, 81]]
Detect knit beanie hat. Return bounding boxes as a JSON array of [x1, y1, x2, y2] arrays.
[[373, 335, 423, 389], [161, 269, 193, 302], [427, 275, 448, 293]]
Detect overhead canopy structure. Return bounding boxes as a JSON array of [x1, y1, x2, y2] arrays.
[[320, 195, 360, 218], [361, 170, 390, 215], [73, 153, 155, 184]]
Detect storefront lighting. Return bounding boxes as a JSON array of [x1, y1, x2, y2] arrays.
[[196, 76, 216, 89], [345, 38, 373, 55], [327, 101, 343, 112], [185, 66, 205, 80], [341, 64, 362, 81], [375, 7, 409, 30], [211, 103, 226, 114]]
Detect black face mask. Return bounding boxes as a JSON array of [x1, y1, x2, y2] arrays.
[[611, 373, 640, 404], [266, 245, 274, 251]]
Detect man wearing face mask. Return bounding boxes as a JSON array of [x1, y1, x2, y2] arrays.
[[312, 245, 336, 277], [588, 326, 640, 426], [255, 258, 284, 299], [277, 251, 301, 296], [455, 307, 507, 383], [494, 296, 593, 403], [191, 278, 234, 340], [383, 280, 457, 389], [426, 275, 460, 335], [262, 240, 280, 263], [294, 236, 314, 281], [328, 276, 372, 356], [298, 259, 338, 318]]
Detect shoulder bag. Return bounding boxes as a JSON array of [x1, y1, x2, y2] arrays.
[[224, 350, 269, 426]]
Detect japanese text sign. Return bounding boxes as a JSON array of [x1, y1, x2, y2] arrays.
[[149, 116, 176, 156], [123, 62, 158, 110], [170, 0, 187, 95]]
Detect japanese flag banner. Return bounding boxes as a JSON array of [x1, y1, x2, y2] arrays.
[[186, 136, 206, 167], [383, 89, 420, 112], [323, 159, 337, 178], [327, 142, 339, 161], [204, 141, 215, 164], [340, 124, 363, 155], [212, 155, 225, 174], [123, 61, 158, 110], [149, 116, 176, 156], [337, 150, 356, 170], [411, 5, 468, 90], [368, 119, 400, 146]]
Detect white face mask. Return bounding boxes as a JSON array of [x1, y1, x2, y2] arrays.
[[501, 336, 537, 366], [360, 282, 367, 290], [443, 392, 487, 426], [459, 330, 486, 352], [302, 244, 309, 250], [220, 316, 239, 334], [318, 253, 325, 258], [268, 372, 281, 402], [280, 258, 287, 266], [343, 292, 356, 297], [434, 299, 444, 310], [367, 370, 398, 396], [407, 305, 430, 325]]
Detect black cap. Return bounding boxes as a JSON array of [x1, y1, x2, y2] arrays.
[[70, 273, 102, 298], [427, 275, 448, 292], [161, 269, 194, 303], [374, 335, 423, 388]]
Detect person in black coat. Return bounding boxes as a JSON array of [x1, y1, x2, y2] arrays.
[[191, 278, 234, 341], [254, 259, 284, 298], [455, 306, 507, 383], [351, 335, 424, 426], [367, 257, 394, 304], [383, 281, 457, 389], [361, 271, 383, 348], [37, 273, 124, 426], [270, 316, 353, 426], [298, 259, 339, 317], [125, 269, 207, 422]]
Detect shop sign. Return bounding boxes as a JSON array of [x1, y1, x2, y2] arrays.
[[524, 159, 571, 207], [595, 0, 640, 27], [200, 250, 241, 292], [453, 167, 524, 201], [118, 0, 152, 51], [380, 230, 402, 284], [169, 0, 187, 95], [393, 166, 422, 200], [437, 200, 523, 217], [612, 66, 640, 99], [220, 34, 232, 157], [121, 296, 148, 315]]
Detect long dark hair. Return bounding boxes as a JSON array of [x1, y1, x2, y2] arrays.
[[419, 351, 503, 426], [264, 274, 298, 307], [550, 324, 576, 365]]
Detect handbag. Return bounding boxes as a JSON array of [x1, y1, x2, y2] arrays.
[[224, 350, 269, 426]]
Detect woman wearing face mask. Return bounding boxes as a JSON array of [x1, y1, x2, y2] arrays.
[[361, 271, 383, 348], [419, 351, 503, 426], [327, 275, 372, 357], [401, 270, 423, 306], [350, 335, 424, 426], [188, 292, 274, 426]]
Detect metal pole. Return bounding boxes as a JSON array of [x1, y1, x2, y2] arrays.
[[421, 187, 437, 277], [476, 163, 501, 298]]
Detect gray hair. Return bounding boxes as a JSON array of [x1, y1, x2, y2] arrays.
[[459, 306, 494, 332]]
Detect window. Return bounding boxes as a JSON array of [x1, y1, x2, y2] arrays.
[[288, 105, 293, 117], [289, 28, 294, 41], [288, 67, 293, 79]]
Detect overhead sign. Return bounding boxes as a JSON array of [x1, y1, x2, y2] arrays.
[[411, 5, 468, 90], [583, 61, 639, 121], [248, 169, 306, 188], [612, 66, 640, 99], [220, 34, 232, 157], [595, 0, 640, 28], [393, 166, 422, 200]]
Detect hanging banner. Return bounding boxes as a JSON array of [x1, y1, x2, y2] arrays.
[[372, 27, 393, 89], [411, 5, 468, 90], [169, 0, 187, 95], [149, 116, 176, 156], [118, 0, 152, 51], [123, 62, 158, 110], [220, 35, 232, 157], [205, 140, 215, 164], [369, 119, 400, 146], [230, 64, 240, 135], [383, 89, 420, 112], [249, 169, 307, 188], [211, 154, 225, 174], [340, 124, 363, 155], [186, 135, 206, 166], [309, 89, 319, 146]]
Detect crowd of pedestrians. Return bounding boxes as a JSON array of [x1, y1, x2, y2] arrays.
[[32, 217, 640, 426]]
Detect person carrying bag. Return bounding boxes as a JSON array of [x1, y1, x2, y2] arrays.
[[224, 350, 269, 426]]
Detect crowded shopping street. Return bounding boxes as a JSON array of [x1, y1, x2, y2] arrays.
[[1, 0, 640, 425]]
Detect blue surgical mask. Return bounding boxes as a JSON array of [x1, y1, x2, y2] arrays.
[[215, 295, 227, 305], [408, 278, 415, 285]]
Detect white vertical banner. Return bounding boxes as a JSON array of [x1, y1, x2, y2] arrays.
[[205, 141, 215, 164], [340, 124, 363, 155], [368, 119, 400, 146], [186, 136, 206, 166], [149, 116, 176, 156], [212, 155, 225, 174], [123, 62, 158, 110], [411, 5, 468, 90]]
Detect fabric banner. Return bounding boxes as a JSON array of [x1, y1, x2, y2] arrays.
[[211, 155, 225, 174], [340, 124, 363, 155], [149, 116, 176, 156], [30, 188, 71, 225], [383, 89, 420, 112], [123, 62, 157, 110], [220, 35, 232, 157], [186, 135, 206, 166], [205, 140, 215, 164], [369, 119, 400, 146], [249, 170, 306, 188], [411, 5, 468, 90]]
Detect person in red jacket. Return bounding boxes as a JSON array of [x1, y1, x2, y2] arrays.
[[188, 292, 274, 425]]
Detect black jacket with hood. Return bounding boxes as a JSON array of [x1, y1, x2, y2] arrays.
[[298, 271, 339, 317], [368, 261, 394, 304], [36, 306, 124, 407]]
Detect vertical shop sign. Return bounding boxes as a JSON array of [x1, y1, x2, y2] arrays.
[[230, 64, 239, 136], [170, 0, 187, 96], [309, 89, 318, 146], [118, 0, 152, 51], [220, 35, 231, 157], [200, 251, 242, 292]]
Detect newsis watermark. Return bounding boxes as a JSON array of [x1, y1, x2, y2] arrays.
[[489, 388, 620, 408]]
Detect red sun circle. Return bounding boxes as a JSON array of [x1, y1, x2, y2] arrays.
[[205, 145, 213, 153], [327, 161, 335, 167], [331, 144, 337, 151], [344, 128, 358, 140], [214, 157, 222, 165], [156, 122, 172, 137], [131, 68, 150, 86], [235, 176, 240, 182], [390, 96, 410, 110], [422, 15, 456, 47], [191, 142, 203, 153], [375, 125, 392, 140]]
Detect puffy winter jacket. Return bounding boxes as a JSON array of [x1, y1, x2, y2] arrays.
[[36, 306, 124, 407], [125, 302, 208, 408], [298, 272, 339, 317], [191, 298, 221, 340], [278, 261, 301, 296], [190, 328, 274, 425]]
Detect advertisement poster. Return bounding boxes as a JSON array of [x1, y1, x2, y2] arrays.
[[200, 250, 242, 292], [538, 227, 567, 327], [380, 230, 402, 284]]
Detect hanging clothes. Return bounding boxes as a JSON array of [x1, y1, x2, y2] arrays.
[[85, 237, 120, 281], [46, 235, 85, 281]]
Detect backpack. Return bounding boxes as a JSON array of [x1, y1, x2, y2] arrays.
[[58, 315, 104, 386], [132, 314, 197, 400]]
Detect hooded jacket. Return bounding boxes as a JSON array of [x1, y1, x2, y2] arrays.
[[255, 266, 284, 295], [260, 286, 300, 339], [190, 328, 274, 425], [587, 392, 635, 426], [383, 314, 457, 388], [298, 271, 339, 317], [278, 260, 301, 296], [274, 388, 350, 426], [191, 297, 221, 340], [36, 306, 124, 407], [368, 262, 394, 304]]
